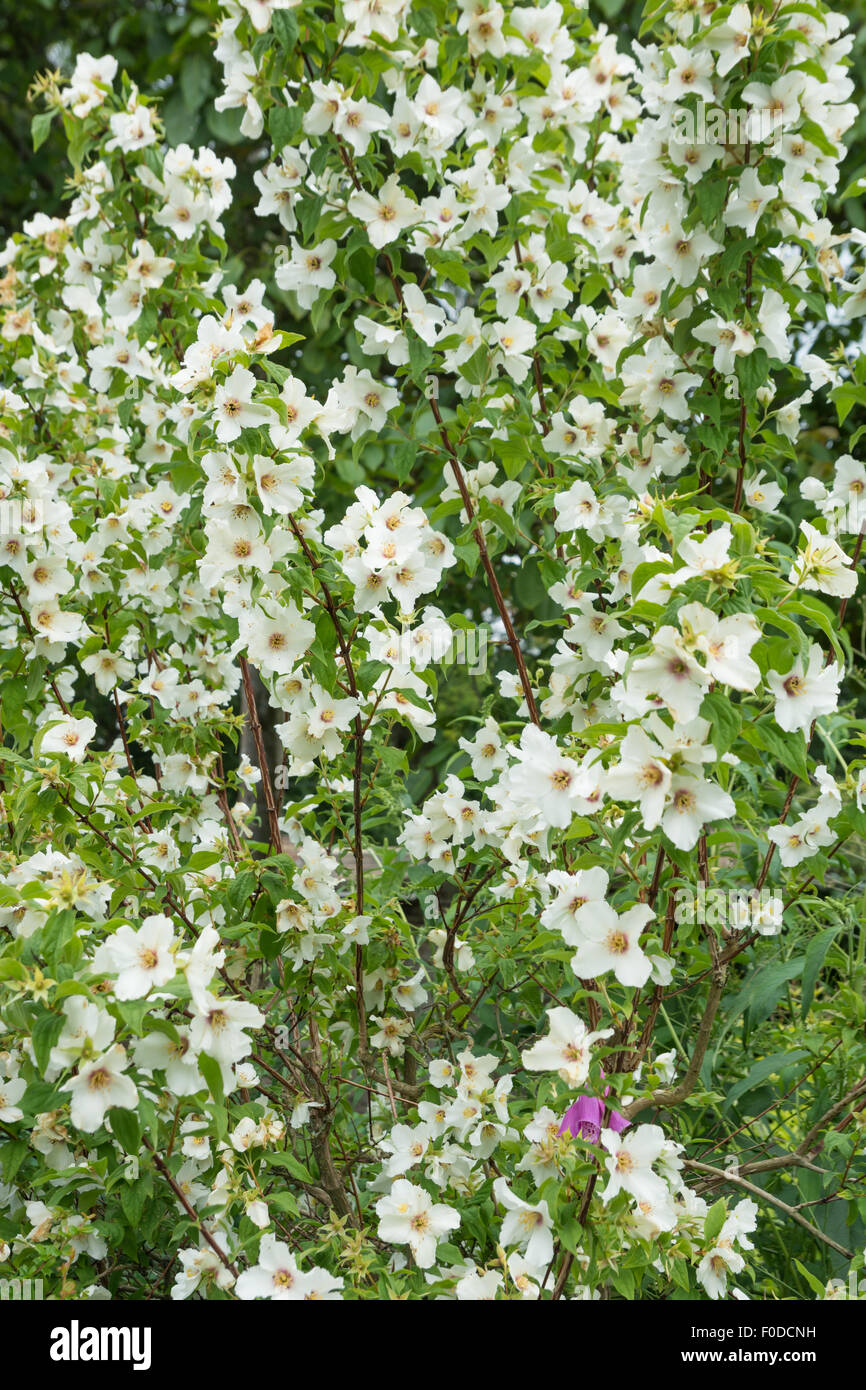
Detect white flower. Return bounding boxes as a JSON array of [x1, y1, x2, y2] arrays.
[[708, 1, 753, 72], [171, 1246, 235, 1300], [241, 603, 316, 677], [492, 1178, 554, 1267], [554, 480, 603, 538], [627, 628, 710, 724], [275, 238, 337, 310], [571, 903, 656, 987], [91, 914, 178, 999], [489, 316, 537, 383], [697, 1241, 746, 1300], [788, 522, 857, 599], [744, 471, 783, 513], [188, 993, 264, 1064], [660, 775, 736, 853], [506, 724, 593, 829], [455, 1266, 504, 1300], [540, 866, 610, 943], [375, 1179, 460, 1268], [369, 1014, 413, 1056], [212, 366, 275, 443], [132, 1029, 203, 1096], [402, 283, 446, 345], [605, 727, 671, 830], [236, 1234, 343, 1300], [380, 1123, 431, 1177], [600, 1124, 670, 1207], [0, 1076, 26, 1122], [692, 315, 756, 374], [724, 168, 778, 237], [61, 1044, 138, 1133], [39, 716, 97, 762], [757, 289, 792, 362], [521, 1007, 612, 1087], [767, 645, 842, 733], [348, 174, 420, 249]]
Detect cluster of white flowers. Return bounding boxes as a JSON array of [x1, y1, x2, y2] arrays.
[[0, 0, 863, 1305]]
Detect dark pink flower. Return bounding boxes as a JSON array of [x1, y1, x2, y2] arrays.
[[558, 1091, 629, 1144]]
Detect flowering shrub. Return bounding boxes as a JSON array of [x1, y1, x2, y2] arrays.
[[1, 0, 865, 1302]]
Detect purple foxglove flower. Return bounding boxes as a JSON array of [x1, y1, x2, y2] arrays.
[[558, 1091, 629, 1144]]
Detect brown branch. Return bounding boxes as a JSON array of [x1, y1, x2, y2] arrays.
[[238, 655, 282, 855], [145, 1140, 238, 1276], [428, 393, 541, 725], [685, 1160, 854, 1260], [285, 513, 368, 1057], [622, 965, 726, 1120]]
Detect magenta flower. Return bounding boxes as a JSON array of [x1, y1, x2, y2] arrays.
[[558, 1092, 629, 1144]]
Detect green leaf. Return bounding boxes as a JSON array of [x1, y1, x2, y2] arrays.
[[786, 595, 847, 664], [437, 1242, 463, 1264], [798, 117, 838, 159], [358, 659, 388, 692], [580, 272, 607, 305], [264, 1150, 315, 1182], [639, 0, 673, 36], [611, 1267, 635, 1297], [199, 1052, 225, 1103], [794, 1259, 830, 1297], [31, 1010, 64, 1074], [272, 11, 299, 50], [724, 1049, 810, 1111], [120, 1175, 153, 1227], [459, 344, 492, 386], [269, 103, 304, 149], [112, 999, 153, 1036], [180, 53, 210, 112], [669, 1256, 691, 1291], [226, 870, 257, 911], [736, 347, 770, 394], [700, 691, 742, 756], [31, 111, 54, 153], [694, 176, 727, 227], [406, 327, 434, 383], [704, 1197, 727, 1244], [427, 249, 472, 292], [0, 1139, 29, 1183], [741, 717, 809, 782], [724, 957, 805, 1029], [830, 384, 860, 426], [801, 927, 838, 1019], [110, 1107, 141, 1155]]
